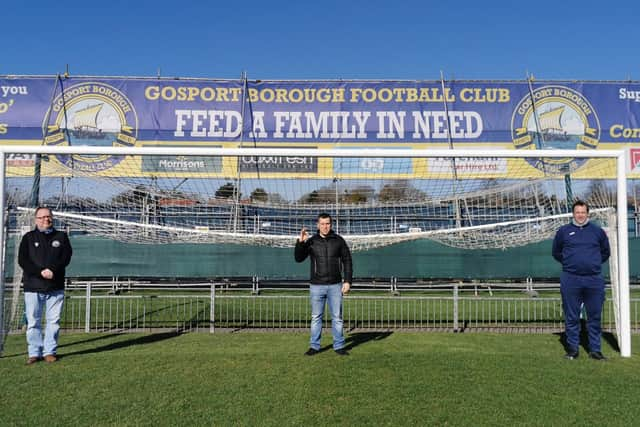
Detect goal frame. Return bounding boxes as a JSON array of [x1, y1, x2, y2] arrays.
[[0, 145, 630, 357]]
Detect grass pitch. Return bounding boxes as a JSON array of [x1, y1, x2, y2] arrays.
[[2, 331, 640, 426]]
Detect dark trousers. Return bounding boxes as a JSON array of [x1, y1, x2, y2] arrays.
[[560, 272, 605, 353]]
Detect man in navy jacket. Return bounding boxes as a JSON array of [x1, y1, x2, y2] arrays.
[[552, 201, 610, 360]]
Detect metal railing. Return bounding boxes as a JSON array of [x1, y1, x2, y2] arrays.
[[5, 283, 635, 334]]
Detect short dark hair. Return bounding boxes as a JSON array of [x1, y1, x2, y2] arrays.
[[317, 212, 332, 222], [572, 200, 589, 213], [34, 206, 52, 217]]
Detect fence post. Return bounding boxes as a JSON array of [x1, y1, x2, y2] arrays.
[[85, 283, 92, 333], [391, 277, 400, 296], [252, 276, 260, 295], [453, 283, 459, 332], [210, 283, 215, 334]]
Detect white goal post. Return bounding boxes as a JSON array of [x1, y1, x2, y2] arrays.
[[0, 145, 631, 357]]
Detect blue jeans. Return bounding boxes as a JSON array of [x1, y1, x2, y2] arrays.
[[24, 290, 65, 358], [309, 283, 345, 350]]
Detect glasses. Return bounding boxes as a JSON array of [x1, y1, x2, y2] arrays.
[[36, 215, 53, 219]]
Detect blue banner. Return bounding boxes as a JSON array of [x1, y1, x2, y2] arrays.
[[1, 76, 640, 174]]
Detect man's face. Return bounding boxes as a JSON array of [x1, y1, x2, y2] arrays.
[[573, 205, 588, 225], [317, 217, 332, 237], [35, 209, 53, 231]]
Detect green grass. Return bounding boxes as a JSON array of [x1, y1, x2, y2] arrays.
[[2, 332, 640, 426]]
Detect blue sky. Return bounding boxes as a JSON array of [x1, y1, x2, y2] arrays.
[[3, 0, 640, 81]]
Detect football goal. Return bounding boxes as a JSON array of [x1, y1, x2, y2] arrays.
[[0, 145, 631, 357]]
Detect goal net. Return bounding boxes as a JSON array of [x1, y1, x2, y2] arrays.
[[0, 147, 626, 249], [0, 146, 631, 356]]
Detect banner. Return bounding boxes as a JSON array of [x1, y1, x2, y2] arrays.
[[1, 76, 639, 177]]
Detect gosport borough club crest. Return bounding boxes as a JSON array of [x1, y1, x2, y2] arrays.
[[510, 85, 600, 174], [43, 82, 138, 172]]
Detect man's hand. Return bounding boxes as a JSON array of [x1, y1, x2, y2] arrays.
[[41, 269, 54, 280], [298, 227, 309, 242], [342, 282, 351, 295]]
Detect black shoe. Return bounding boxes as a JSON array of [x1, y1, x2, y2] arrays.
[[304, 348, 319, 356], [589, 351, 607, 361], [335, 348, 349, 356], [564, 350, 579, 360]]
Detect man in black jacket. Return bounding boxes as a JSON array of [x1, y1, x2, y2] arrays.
[[19, 207, 73, 364], [295, 213, 352, 356]]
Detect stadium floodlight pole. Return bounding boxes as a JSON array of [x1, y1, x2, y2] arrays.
[[526, 73, 544, 151], [30, 153, 41, 208], [439, 71, 456, 154], [526, 74, 551, 217], [232, 71, 249, 233], [31, 75, 63, 208], [526, 73, 574, 210], [440, 71, 461, 228]]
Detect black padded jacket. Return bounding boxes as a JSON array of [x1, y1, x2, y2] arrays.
[[294, 230, 352, 284]]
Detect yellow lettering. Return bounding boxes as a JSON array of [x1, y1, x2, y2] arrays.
[[186, 87, 200, 101], [611, 124, 622, 137], [350, 88, 363, 102], [289, 89, 303, 103], [216, 88, 229, 102], [460, 87, 510, 103], [317, 88, 331, 102], [260, 88, 275, 102], [362, 88, 376, 102], [406, 88, 418, 102], [176, 87, 188, 101], [418, 88, 431, 102], [230, 88, 242, 102], [145, 85, 243, 102], [275, 88, 289, 103], [378, 88, 393, 102], [332, 88, 345, 103], [201, 87, 216, 102], [161, 86, 177, 101], [145, 86, 160, 100], [610, 124, 640, 138], [460, 88, 473, 102], [248, 88, 259, 103], [498, 88, 510, 102]]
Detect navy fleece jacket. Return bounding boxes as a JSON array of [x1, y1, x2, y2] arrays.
[[552, 221, 610, 276]]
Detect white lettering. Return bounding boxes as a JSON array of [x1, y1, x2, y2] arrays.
[[619, 87, 640, 102], [174, 110, 191, 137], [249, 111, 267, 138], [274, 111, 371, 139], [1, 86, 27, 97], [411, 110, 483, 139], [173, 109, 243, 138], [158, 159, 206, 169], [376, 111, 405, 138]]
